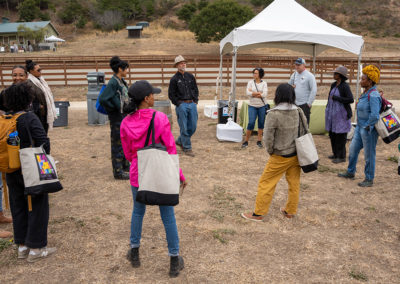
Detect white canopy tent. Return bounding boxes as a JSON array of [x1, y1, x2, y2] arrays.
[[44, 35, 65, 42], [218, 0, 364, 116]]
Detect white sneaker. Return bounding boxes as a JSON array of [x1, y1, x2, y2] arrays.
[[27, 247, 57, 263], [18, 246, 30, 259]]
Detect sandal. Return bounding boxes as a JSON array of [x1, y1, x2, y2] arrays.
[[280, 208, 295, 219]]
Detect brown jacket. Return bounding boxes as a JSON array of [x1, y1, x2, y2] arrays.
[[264, 104, 308, 156]]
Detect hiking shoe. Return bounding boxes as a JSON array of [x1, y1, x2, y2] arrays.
[[18, 246, 29, 259], [328, 155, 335, 160], [241, 141, 248, 149], [169, 256, 184, 278], [0, 230, 13, 239], [280, 208, 295, 219], [241, 212, 263, 222], [183, 150, 195, 157], [358, 179, 373, 187], [27, 247, 56, 263], [338, 171, 355, 179], [114, 172, 130, 180], [332, 158, 346, 164], [257, 141, 263, 148], [127, 247, 140, 268], [175, 140, 184, 150]]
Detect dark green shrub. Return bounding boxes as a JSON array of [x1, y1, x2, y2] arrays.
[[177, 3, 197, 23], [18, 0, 40, 21]]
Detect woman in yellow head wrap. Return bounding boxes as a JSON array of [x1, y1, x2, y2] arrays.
[[338, 65, 382, 187]]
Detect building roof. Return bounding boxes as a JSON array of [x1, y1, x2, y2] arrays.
[[126, 26, 143, 30], [0, 21, 59, 35]]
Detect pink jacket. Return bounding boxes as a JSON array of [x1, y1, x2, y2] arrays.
[[120, 109, 185, 187]]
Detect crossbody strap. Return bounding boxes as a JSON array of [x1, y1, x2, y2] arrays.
[[253, 80, 267, 106], [297, 109, 307, 138], [144, 111, 156, 147]]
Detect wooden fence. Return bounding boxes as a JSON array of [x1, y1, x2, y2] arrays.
[[1, 55, 399, 87]]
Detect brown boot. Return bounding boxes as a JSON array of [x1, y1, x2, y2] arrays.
[[0, 230, 13, 238], [0, 211, 12, 223]]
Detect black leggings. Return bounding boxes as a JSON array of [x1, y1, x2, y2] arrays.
[[329, 132, 347, 159], [6, 170, 49, 248]]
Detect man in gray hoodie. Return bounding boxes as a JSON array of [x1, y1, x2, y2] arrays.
[[288, 58, 317, 125]]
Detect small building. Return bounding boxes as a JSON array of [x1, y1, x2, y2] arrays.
[[0, 18, 59, 47], [136, 21, 149, 28], [126, 26, 143, 39]]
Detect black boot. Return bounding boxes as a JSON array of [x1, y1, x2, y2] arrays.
[[127, 248, 140, 267], [114, 172, 130, 180], [169, 256, 184, 278]]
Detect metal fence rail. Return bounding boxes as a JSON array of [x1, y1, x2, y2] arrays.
[[1, 55, 399, 87]]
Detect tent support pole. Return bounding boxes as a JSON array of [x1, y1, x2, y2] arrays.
[[218, 53, 223, 101], [230, 47, 238, 120], [354, 48, 363, 122], [312, 44, 316, 75]]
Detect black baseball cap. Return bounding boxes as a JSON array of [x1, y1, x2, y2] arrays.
[[128, 80, 161, 100]]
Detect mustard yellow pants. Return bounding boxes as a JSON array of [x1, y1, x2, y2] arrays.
[[254, 154, 301, 216]]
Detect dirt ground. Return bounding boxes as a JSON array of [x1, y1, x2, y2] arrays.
[[0, 108, 399, 283]]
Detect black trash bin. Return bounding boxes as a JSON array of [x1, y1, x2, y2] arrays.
[[53, 101, 70, 127], [217, 100, 238, 124]]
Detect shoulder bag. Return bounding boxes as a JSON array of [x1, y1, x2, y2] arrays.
[[19, 116, 63, 196], [295, 109, 319, 173], [136, 112, 180, 206]]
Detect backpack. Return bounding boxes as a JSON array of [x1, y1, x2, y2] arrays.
[[368, 91, 392, 114], [96, 85, 108, 115], [0, 112, 24, 173]]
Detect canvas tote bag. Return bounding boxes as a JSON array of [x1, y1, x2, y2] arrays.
[[375, 108, 400, 144], [136, 112, 180, 206], [19, 121, 63, 196], [295, 109, 319, 173]]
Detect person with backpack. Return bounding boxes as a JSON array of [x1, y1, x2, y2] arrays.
[[1, 83, 56, 262], [242, 68, 268, 149], [325, 66, 354, 163], [338, 65, 382, 187], [99, 56, 130, 180], [120, 80, 187, 278]]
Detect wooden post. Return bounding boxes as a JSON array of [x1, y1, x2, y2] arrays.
[[63, 61, 67, 86], [128, 60, 132, 84], [161, 59, 164, 87], [0, 63, 3, 88], [95, 60, 98, 72], [320, 60, 323, 85]]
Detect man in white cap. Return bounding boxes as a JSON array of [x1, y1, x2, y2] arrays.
[[168, 55, 199, 157], [288, 58, 317, 125]]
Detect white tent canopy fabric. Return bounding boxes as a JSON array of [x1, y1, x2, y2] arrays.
[[218, 0, 364, 116], [45, 35, 65, 42], [220, 0, 364, 56]]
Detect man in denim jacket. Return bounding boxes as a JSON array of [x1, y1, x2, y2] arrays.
[[338, 65, 381, 187]]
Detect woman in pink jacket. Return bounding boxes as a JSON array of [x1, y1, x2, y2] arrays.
[[120, 80, 186, 278]]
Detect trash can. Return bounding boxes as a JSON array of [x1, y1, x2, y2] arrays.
[[87, 72, 108, 125], [53, 101, 70, 127], [152, 100, 173, 129], [218, 100, 238, 124]]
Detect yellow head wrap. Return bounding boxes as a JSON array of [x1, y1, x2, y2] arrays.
[[362, 65, 380, 84]]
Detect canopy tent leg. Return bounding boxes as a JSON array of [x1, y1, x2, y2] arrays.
[[312, 44, 316, 75], [354, 47, 363, 122], [218, 53, 223, 101], [230, 47, 238, 119]]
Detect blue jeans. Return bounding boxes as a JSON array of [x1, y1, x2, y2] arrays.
[[347, 125, 378, 180], [247, 105, 266, 130], [176, 102, 198, 150], [130, 186, 179, 256]]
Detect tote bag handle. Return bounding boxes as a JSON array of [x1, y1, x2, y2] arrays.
[[144, 112, 156, 147]]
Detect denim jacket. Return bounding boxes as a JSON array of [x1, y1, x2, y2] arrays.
[[356, 86, 381, 130]]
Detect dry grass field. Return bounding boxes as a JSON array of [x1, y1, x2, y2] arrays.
[[0, 108, 399, 283]]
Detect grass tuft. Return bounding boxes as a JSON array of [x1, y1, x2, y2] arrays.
[[349, 269, 368, 282], [212, 229, 236, 244], [0, 239, 12, 253]]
